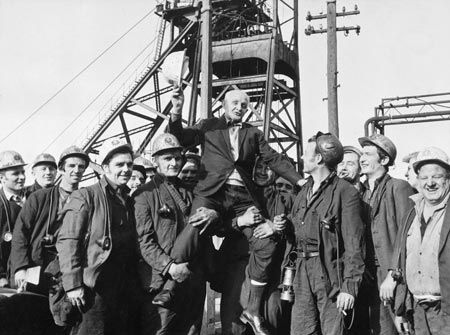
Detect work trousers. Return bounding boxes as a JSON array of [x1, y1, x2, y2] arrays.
[[170, 184, 277, 283], [72, 260, 140, 335], [291, 257, 343, 335], [141, 270, 205, 335], [414, 300, 450, 335], [350, 266, 397, 335]]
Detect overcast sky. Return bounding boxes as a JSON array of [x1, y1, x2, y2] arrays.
[[1, 0, 449, 180]]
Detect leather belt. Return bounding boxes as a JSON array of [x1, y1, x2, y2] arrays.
[[298, 251, 320, 259]]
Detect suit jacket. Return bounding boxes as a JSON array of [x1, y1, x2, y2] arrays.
[[168, 115, 302, 210], [0, 189, 22, 281], [290, 174, 365, 298], [362, 173, 414, 283], [133, 174, 193, 290], [394, 195, 450, 315]]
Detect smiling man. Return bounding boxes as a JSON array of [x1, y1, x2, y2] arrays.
[[134, 133, 205, 335], [24, 153, 58, 198], [358, 134, 414, 335], [394, 147, 450, 334], [11, 146, 89, 295], [56, 138, 140, 335], [337, 146, 363, 192], [165, 88, 303, 335], [0, 151, 26, 288]]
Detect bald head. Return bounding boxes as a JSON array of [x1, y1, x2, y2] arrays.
[[223, 90, 249, 123]]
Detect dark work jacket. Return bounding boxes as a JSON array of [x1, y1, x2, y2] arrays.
[[24, 181, 43, 199], [168, 116, 302, 210], [362, 173, 414, 283], [0, 189, 22, 281], [11, 186, 60, 276], [56, 177, 138, 292], [133, 174, 193, 290], [394, 195, 450, 316], [290, 174, 365, 298]]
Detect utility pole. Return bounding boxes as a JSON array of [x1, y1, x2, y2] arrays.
[[306, 1, 360, 137], [200, 0, 212, 119]]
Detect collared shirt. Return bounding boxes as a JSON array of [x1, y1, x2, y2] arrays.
[[225, 122, 245, 187], [294, 172, 336, 252], [406, 192, 450, 300], [2, 188, 24, 207]]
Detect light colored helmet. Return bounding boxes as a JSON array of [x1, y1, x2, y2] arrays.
[[151, 133, 183, 156], [133, 156, 155, 171], [358, 134, 397, 166], [98, 137, 133, 165], [32, 153, 57, 169], [413, 147, 450, 173], [58, 146, 90, 168], [0, 151, 26, 171]]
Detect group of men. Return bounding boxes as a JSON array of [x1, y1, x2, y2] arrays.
[[0, 87, 449, 335]]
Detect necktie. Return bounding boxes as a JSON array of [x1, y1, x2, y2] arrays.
[[12, 195, 23, 207]]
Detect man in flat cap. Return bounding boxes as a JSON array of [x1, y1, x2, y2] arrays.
[[358, 134, 414, 334], [337, 146, 364, 193], [11, 146, 90, 295], [393, 147, 450, 334], [56, 138, 140, 335], [0, 150, 27, 288], [289, 132, 365, 335], [24, 153, 58, 198]]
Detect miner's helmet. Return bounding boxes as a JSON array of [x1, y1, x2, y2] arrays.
[[314, 131, 344, 168], [358, 134, 397, 166], [0, 151, 27, 171], [32, 153, 57, 169], [98, 138, 133, 165], [413, 146, 450, 174], [58, 146, 90, 169], [151, 133, 183, 156], [134, 156, 156, 172]]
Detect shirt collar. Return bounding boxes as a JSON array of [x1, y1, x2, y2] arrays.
[[2, 187, 23, 202], [363, 172, 388, 192]]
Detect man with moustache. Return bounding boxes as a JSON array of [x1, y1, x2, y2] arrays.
[[393, 147, 450, 334], [134, 133, 205, 335], [358, 134, 414, 334], [56, 138, 140, 335], [24, 153, 58, 198], [11, 146, 89, 295], [165, 87, 303, 334], [0, 151, 27, 288]]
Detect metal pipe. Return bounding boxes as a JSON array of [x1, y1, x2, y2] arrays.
[[364, 110, 450, 136]]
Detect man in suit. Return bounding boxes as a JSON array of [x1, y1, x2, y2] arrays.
[[289, 132, 365, 335], [358, 134, 414, 334], [394, 147, 450, 334], [160, 88, 302, 335], [0, 150, 27, 288]]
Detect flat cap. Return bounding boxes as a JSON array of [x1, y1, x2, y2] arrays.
[[358, 134, 397, 166], [0, 151, 26, 171], [32, 153, 57, 169], [413, 147, 450, 173]]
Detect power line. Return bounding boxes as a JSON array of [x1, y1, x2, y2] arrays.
[[0, 6, 155, 146], [43, 35, 158, 152]]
